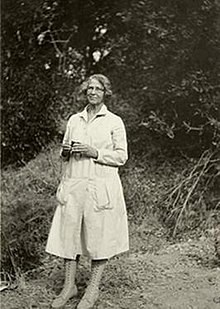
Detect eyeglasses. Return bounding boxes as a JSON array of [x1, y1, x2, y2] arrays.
[[87, 86, 104, 93]]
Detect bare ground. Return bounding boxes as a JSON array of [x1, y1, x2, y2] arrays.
[[1, 219, 220, 309]]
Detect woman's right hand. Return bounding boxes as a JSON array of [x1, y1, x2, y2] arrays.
[[61, 143, 71, 157]]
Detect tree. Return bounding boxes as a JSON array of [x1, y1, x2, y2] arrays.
[[2, 0, 219, 165], [2, 0, 58, 164]]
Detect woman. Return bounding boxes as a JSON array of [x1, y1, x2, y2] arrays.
[[46, 74, 129, 309]]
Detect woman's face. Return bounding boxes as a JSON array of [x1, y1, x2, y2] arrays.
[[86, 79, 105, 106]]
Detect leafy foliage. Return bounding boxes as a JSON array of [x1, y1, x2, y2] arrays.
[[103, 0, 220, 155], [2, 0, 219, 165], [2, 0, 58, 165]]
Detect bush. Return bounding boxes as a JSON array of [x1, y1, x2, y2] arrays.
[[158, 149, 220, 236], [2, 0, 219, 165], [103, 0, 220, 156], [140, 72, 220, 156], [1, 63, 59, 166], [1, 144, 60, 276]]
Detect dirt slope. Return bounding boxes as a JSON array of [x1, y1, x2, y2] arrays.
[[2, 220, 220, 309]]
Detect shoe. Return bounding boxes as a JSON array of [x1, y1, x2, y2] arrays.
[[76, 287, 99, 309], [51, 259, 78, 308], [51, 285, 78, 308], [77, 259, 106, 309]]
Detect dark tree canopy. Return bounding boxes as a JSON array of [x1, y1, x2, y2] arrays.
[[1, 0, 220, 165]]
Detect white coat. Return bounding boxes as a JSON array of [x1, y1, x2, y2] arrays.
[[46, 105, 129, 259]]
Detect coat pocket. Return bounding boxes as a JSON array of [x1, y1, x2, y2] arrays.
[[92, 178, 114, 211], [56, 180, 68, 205], [56, 178, 81, 205]]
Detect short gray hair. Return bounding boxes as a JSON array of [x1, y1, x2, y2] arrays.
[[78, 74, 112, 102]]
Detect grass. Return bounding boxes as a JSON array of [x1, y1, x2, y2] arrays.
[[1, 143, 60, 276], [1, 142, 219, 279]]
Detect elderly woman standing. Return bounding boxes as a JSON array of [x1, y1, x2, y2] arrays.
[[46, 74, 129, 309]]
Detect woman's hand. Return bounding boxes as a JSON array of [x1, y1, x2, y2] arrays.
[[71, 143, 98, 159], [61, 143, 72, 158]]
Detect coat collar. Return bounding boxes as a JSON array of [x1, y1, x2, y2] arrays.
[[78, 104, 108, 121]]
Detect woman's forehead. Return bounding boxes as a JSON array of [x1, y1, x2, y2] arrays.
[[88, 78, 103, 87]]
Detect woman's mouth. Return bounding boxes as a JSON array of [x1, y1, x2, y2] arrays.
[[89, 96, 97, 100]]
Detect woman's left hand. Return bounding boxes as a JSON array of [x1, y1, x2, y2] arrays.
[[71, 143, 98, 159]]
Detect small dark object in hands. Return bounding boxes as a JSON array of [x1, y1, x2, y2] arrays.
[[61, 148, 70, 158], [61, 141, 76, 160]]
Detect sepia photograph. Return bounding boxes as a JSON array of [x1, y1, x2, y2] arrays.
[[1, 1, 220, 308]]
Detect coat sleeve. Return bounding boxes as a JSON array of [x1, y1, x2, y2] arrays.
[[60, 118, 72, 161], [62, 119, 71, 145], [94, 117, 128, 167]]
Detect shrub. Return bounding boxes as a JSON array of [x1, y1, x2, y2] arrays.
[[1, 144, 60, 276], [158, 149, 220, 236], [1, 64, 59, 166]]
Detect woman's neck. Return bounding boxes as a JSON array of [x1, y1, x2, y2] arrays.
[[87, 103, 104, 115]]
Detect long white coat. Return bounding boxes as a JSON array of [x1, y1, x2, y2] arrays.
[[46, 105, 129, 259]]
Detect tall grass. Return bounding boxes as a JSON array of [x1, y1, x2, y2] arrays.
[[1, 143, 219, 277], [1, 144, 61, 277]]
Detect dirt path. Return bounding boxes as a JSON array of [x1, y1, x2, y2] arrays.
[[2, 220, 220, 309]]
